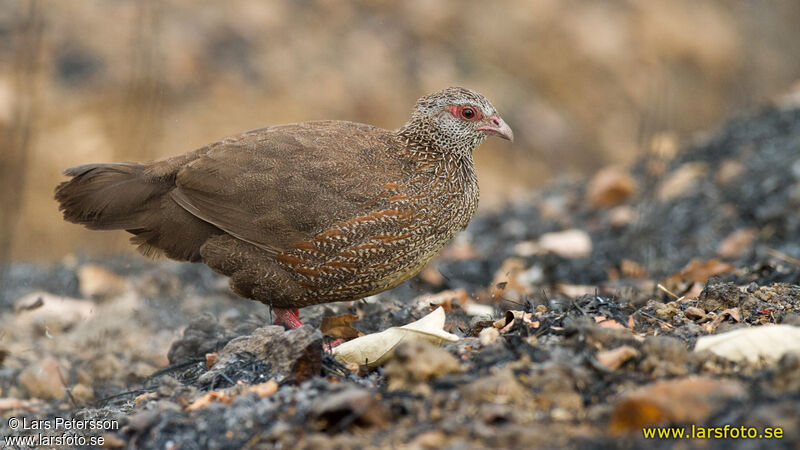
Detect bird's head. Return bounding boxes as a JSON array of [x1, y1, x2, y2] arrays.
[[401, 87, 513, 154]]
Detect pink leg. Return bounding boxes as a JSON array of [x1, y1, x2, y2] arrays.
[[324, 338, 345, 352], [272, 308, 345, 350], [273, 308, 303, 329]]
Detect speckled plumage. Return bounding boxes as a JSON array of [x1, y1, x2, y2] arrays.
[[55, 87, 512, 310]]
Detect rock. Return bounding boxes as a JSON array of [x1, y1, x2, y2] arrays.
[[586, 166, 637, 208], [14, 291, 95, 333], [77, 264, 129, 299], [100, 433, 126, 449], [697, 281, 751, 312], [715, 159, 745, 185], [639, 336, 688, 376], [87, 353, 124, 382], [461, 368, 532, 404], [198, 325, 322, 385], [653, 301, 681, 320], [766, 352, 800, 394], [310, 387, 389, 431], [384, 341, 461, 391], [463, 302, 495, 318], [410, 430, 448, 449], [684, 306, 707, 320], [537, 229, 592, 259], [479, 327, 500, 346], [135, 269, 182, 298], [70, 383, 95, 404], [610, 376, 745, 432], [657, 162, 707, 201], [167, 315, 235, 364], [608, 205, 636, 227], [19, 357, 66, 400]]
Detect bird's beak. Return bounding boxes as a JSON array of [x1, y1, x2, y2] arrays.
[[477, 115, 514, 142]]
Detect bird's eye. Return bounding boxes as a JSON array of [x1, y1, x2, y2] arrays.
[[447, 104, 482, 121]]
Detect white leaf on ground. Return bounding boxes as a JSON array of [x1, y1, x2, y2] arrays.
[[332, 307, 459, 369], [14, 291, 96, 328], [537, 229, 592, 259], [694, 325, 800, 363]]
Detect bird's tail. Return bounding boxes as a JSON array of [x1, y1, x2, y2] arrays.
[[55, 163, 164, 230], [55, 162, 218, 261]]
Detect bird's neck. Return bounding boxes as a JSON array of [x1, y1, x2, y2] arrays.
[[395, 119, 483, 161], [394, 123, 479, 195]]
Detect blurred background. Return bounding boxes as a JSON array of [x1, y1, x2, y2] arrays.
[[2, 0, 800, 261]]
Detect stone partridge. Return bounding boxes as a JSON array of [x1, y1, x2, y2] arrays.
[[55, 87, 513, 328]]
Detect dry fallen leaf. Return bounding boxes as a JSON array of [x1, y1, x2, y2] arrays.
[[597, 345, 639, 370], [595, 317, 626, 329], [694, 325, 800, 363], [717, 228, 757, 259], [18, 357, 66, 400], [320, 313, 363, 339], [619, 259, 647, 279], [682, 282, 705, 300], [414, 289, 469, 312], [586, 166, 638, 208], [186, 390, 235, 411], [133, 392, 158, 405], [490, 258, 530, 302], [419, 266, 444, 286], [331, 307, 459, 370], [707, 308, 741, 331], [610, 376, 744, 433], [205, 352, 218, 369], [437, 243, 479, 260], [669, 258, 734, 284], [245, 380, 279, 398], [557, 284, 597, 297]]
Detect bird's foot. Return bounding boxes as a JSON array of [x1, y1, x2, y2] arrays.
[[273, 308, 303, 329], [272, 309, 345, 351], [323, 338, 344, 352]]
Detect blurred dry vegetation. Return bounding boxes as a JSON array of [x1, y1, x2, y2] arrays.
[[2, 0, 800, 261]]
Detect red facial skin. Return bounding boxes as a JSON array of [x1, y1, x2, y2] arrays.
[[446, 104, 483, 121]]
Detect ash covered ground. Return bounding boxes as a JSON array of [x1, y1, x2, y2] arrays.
[[2, 104, 800, 449]]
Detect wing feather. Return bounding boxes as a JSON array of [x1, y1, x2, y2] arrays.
[[169, 121, 403, 254]]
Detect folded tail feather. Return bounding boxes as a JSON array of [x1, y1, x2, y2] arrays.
[[55, 162, 221, 261]]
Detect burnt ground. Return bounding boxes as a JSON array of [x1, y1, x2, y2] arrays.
[[2, 104, 800, 449]]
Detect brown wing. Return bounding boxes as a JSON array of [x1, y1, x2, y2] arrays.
[[169, 121, 406, 255]]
